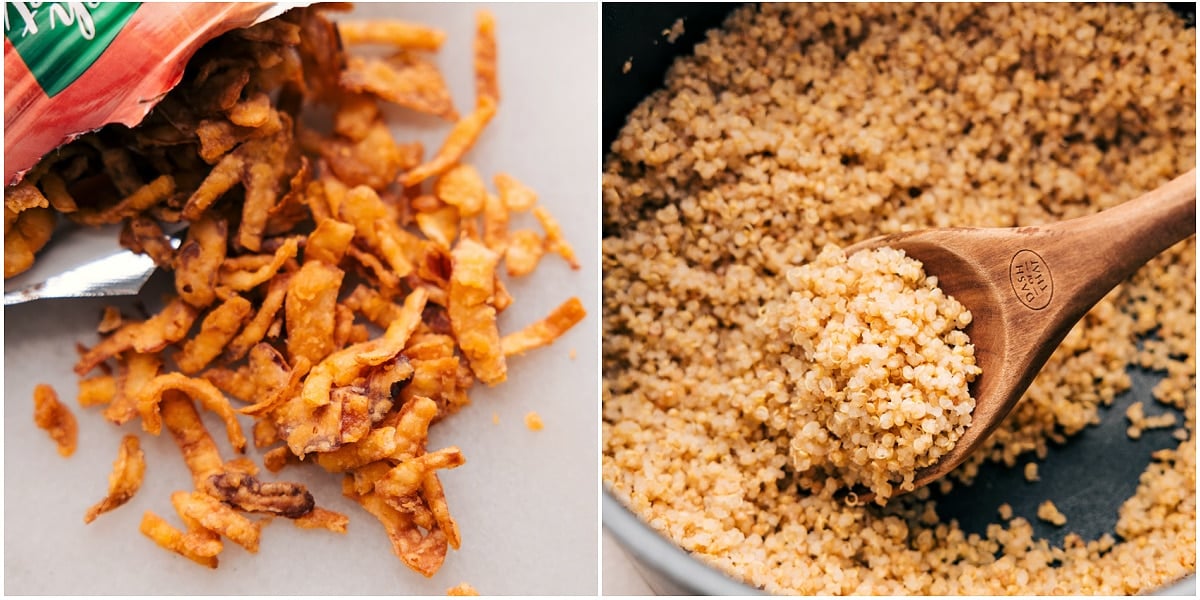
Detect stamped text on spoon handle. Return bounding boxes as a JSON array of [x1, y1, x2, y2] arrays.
[[1009, 249, 1053, 310]]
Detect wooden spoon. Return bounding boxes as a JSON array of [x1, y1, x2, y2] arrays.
[[846, 169, 1196, 501]]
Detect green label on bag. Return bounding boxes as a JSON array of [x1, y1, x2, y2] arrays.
[[5, 2, 141, 97]]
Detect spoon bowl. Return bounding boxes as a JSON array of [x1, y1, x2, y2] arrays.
[[845, 169, 1196, 501]]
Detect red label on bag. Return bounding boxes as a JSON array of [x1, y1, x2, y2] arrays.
[[4, 2, 280, 186], [5, 3, 142, 98]]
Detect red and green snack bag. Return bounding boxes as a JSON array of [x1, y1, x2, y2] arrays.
[[4, 2, 286, 185]]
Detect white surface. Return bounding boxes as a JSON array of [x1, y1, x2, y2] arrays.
[[3, 3, 599, 595], [602, 529, 656, 596]]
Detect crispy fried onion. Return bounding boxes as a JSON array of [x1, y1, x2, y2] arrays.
[[34, 384, 77, 457], [297, 393, 466, 575], [207, 471, 315, 519], [337, 442, 465, 576], [28, 6, 588, 578], [345, 483, 447, 577], [78, 374, 117, 407], [447, 582, 480, 596], [294, 507, 350, 533], [140, 511, 220, 569], [501, 297, 587, 356], [315, 396, 438, 472], [274, 289, 426, 457], [160, 392, 315, 522], [104, 352, 161, 425], [137, 373, 247, 453], [343, 451, 463, 576], [448, 238, 505, 385], [84, 435, 146, 523], [172, 490, 264, 553], [75, 297, 199, 376], [273, 361, 410, 458]]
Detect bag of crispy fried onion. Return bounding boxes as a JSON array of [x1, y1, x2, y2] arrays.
[[3, 2, 296, 186]]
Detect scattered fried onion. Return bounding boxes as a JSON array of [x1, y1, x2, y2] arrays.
[[341, 54, 459, 121], [435, 165, 485, 217], [285, 260, 345, 365], [175, 215, 229, 309], [104, 352, 161, 425], [344, 483, 448, 578], [78, 374, 117, 407], [447, 582, 480, 596], [504, 229, 544, 277], [20, 6, 587, 579], [207, 471, 315, 519], [533, 205, 580, 270], [473, 10, 499, 107], [137, 373, 247, 453], [374, 447, 466, 499], [97, 306, 125, 334], [4, 204, 54, 278], [400, 97, 496, 188], [294, 507, 350, 533], [161, 392, 226, 488], [174, 295, 253, 374], [172, 491, 264, 553], [502, 297, 587, 356], [34, 384, 77, 457], [71, 175, 176, 226], [75, 297, 199, 376], [448, 239, 505, 385], [337, 19, 447, 50], [493, 173, 536, 212], [140, 511, 219, 569], [84, 435, 146, 523]]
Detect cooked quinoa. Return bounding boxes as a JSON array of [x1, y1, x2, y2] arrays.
[[1024, 462, 1040, 482], [664, 18, 686, 44], [758, 245, 978, 503], [602, 2, 1195, 595], [1127, 400, 1180, 439], [1038, 500, 1069, 527]]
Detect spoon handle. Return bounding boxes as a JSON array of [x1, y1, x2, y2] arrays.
[[904, 170, 1196, 496], [1000, 169, 1196, 409], [1041, 169, 1195, 319]]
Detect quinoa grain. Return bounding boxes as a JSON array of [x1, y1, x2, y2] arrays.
[[1024, 462, 1040, 483], [759, 245, 978, 502], [1038, 500, 1069, 527]]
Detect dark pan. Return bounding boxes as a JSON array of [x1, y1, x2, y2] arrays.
[[601, 2, 1197, 595]]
